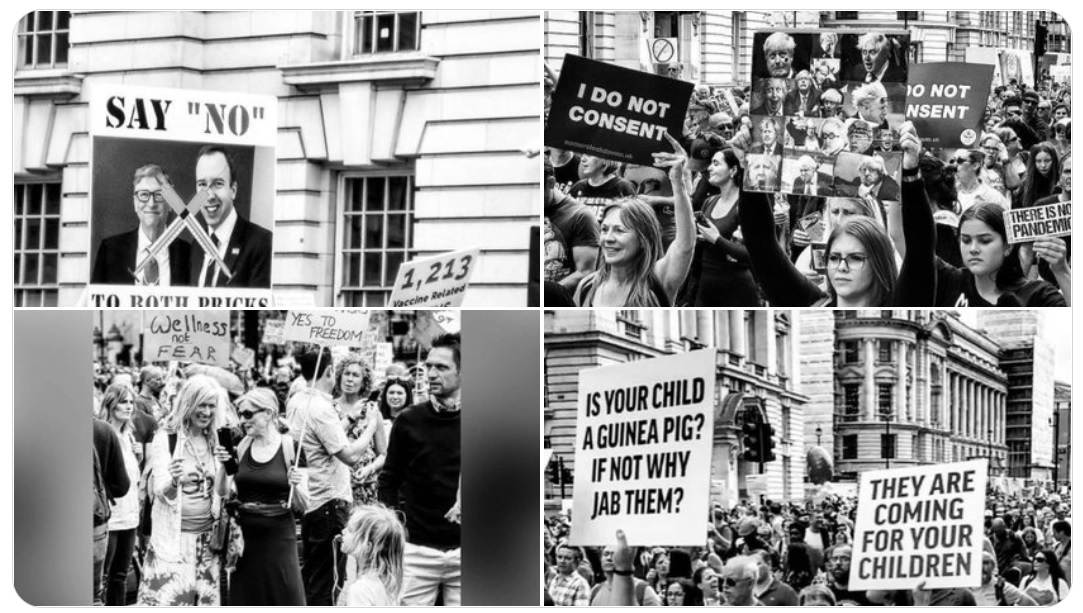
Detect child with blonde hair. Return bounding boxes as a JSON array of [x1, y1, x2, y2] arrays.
[[338, 504, 405, 606]]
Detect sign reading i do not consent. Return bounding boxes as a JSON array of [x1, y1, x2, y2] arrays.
[[569, 350, 716, 547], [850, 459, 988, 591]]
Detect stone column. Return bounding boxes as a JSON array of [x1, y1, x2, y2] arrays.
[[865, 339, 877, 420], [715, 312, 730, 352], [729, 311, 746, 358], [896, 342, 908, 421]]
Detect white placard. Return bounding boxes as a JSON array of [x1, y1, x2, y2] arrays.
[[283, 310, 371, 346], [388, 247, 480, 308], [143, 311, 231, 366]]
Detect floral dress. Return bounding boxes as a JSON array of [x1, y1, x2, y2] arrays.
[[336, 398, 379, 505]]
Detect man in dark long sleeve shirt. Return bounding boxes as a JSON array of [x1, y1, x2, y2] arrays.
[[377, 332, 462, 605]]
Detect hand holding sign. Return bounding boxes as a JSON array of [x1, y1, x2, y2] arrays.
[[897, 121, 921, 171], [1032, 237, 1069, 271]]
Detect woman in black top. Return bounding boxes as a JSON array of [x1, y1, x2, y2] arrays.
[[227, 388, 305, 606], [1015, 142, 1060, 209], [738, 123, 935, 307], [928, 203, 1067, 307], [694, 148, 761, 306]]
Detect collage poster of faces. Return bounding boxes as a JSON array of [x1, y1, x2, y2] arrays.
[[746, 30, 910, 204]]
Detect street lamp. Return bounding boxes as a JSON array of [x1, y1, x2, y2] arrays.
[[816, 425, 823, 446]]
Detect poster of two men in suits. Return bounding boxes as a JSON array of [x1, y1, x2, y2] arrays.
[[87, 85, 276, 306]]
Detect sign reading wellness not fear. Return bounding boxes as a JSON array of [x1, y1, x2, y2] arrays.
[[569, 350, 716, 547], [850, 460, 988, 591], [546, 54, 694, 166]]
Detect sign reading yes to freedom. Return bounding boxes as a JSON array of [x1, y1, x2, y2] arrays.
[[143, 310, 231, 366], [388, 247, 480, 308], [546, 54, 694, 166], [569, 350, 715, 547], [905, 63, 994, 149], [283, 310, 371, 346], [1004, 201, 1071, 244], [850, 459, 988, 591]]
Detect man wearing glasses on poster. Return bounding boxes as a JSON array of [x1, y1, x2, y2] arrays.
[[91, 164, 192, 286]]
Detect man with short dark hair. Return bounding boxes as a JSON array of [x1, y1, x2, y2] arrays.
[[544, 159, 599, 292], [1020, 90, 1050, 141], [825, 544, 872, 605], [1052, 520, 1071, 584], [289, 346, 380, 605], [190, 145, 272, 288], [378, 333, 463, 605], [991, 517, 1028, 584]]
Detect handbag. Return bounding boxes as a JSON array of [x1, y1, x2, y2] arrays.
[[209, 501, 230, 553]]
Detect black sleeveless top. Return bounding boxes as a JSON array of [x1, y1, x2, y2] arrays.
[[575, 273, 671, 307]]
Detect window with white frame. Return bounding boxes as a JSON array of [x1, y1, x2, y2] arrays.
[[16, 11, 70, 70], [340, 173, 415, 307], [14, 182, 62, 307], [351, 11, 420, 56]]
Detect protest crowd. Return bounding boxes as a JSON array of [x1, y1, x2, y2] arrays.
[[544, 39, 1071, 308], [91, 320, 463, 606], [543, 488, 1072, 606]]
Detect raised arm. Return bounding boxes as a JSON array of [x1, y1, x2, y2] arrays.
[[651, 131, 697, 301], [738, 191, 824, 306], [893, 123, 937, 306]]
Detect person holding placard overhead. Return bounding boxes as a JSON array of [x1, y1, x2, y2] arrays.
[[137, 375, 231, 606], [287, 347, 381, 606], [572, 132, 696, 307]]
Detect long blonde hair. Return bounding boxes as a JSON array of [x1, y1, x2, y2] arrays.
[[580, 197, 666, 307], [340, 504, 405, 603], [164, 374, 224, 436]]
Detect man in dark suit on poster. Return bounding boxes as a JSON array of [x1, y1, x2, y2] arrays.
[[847, 32, 907, 83], [91, 164, 192, 286], [190, 145, 273, 288], [791, 155, 835, 198]]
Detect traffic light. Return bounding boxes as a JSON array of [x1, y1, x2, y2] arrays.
[[560, 464, 574, 486], [547, 458, 561, 485], [762, 423, 778, 462], [1035, 21, 1048, 59], [742, 413, 762, 462]]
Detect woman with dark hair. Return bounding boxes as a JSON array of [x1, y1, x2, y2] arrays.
[[378, 377, 414, 422], [333, 354, 385, 505], [691, 566, 720, 606], [1049, 118, 1070, 162], [1030, 156, 1072, 294], [227, 388, 305, 605], [101, 384, 143, 606], [574, 133, 696, 306], [1021, 527, 1042, 560], [693, 148, 760, 306], [1020, 549, 1069, 605], [925, 202, 1067, 307], [645, 550, 671, 595], [663, 578, 694, 606], [1015, 142, 1061, 209]]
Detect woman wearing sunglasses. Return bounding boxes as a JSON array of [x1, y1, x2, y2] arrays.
[[225, 387, 305, 605], [1020, 549, 1069, 605], [138, 375, 231, 606], [949, 149, 1007, 211], [333, 354, 385, 505], [739, 122, 935, 307]]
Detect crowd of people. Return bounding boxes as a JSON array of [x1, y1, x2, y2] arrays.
[[543, 490, 1072, 606], [91, 331, 463, 606], [544, 58, 1071, 308]]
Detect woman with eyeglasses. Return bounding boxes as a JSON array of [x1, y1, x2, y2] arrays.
[[225, 387, 305, 605], [378, 376, 414, 422], [333, 354, 386, 505], [1015, 142, 1061, 210], [739, 122, 935, 307], [1020, 549, 1069, 605], [948, 149, 1008, 212], [100, 384, 144, 606], [573, 132, 696, 307], [138, 374, 231, 606]]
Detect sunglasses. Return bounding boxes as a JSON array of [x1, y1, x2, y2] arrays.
[[239, 408, 269, 420], [950, 157, 972, 165], [1035, 556, 1047, 562], [1055, 126, 1067, 134], [722, 577, 751, 588]]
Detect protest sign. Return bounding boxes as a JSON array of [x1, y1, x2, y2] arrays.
[[82, 285, 272, 309], [850, 459, 988, 591], [569, 350, 715, 547], [262, 319, 285, 345], [87, 84, 276, 306], [373, 343, 394, 384], [905, 63, 993, 149], [546, 54, 693, 166], [283, 310, 371, 346], [388, 247, 479, 308], [1004, 201, 1072, 244], [143, 311, 230, 366], [647, 38, 679, 65], [231, 346, 255, 368], [747, 29, 909, 196]]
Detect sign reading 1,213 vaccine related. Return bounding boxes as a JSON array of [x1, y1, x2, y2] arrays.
[[388, 247, 480, 308]]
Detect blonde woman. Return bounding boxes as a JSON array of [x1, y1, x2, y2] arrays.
[[339, 504, 406, 606], [137, 375, 231, 606]]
